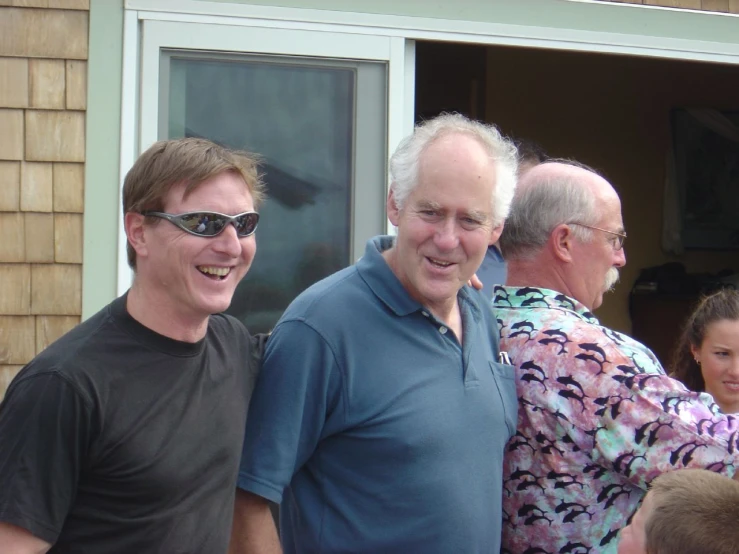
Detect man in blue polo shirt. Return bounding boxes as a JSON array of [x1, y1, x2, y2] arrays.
[[231, 113, 519, 554]]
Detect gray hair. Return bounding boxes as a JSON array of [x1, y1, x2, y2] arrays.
[[500, 160, 602, 260], [389, 113, 518, 228]]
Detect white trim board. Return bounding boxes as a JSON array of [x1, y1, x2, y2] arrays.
[[117, 9, 140, 294]]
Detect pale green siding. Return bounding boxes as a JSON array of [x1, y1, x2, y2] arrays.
[[83, 0, 124, 318]]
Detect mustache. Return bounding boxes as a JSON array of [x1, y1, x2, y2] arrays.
[[604, 267, 620, 292]]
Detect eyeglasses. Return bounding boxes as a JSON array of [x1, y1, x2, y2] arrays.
[[569, 223, 627, 250], [142, 211, 260, 238]]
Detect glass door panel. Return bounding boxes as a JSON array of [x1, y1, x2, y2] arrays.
[[160, 51, 387, 333]]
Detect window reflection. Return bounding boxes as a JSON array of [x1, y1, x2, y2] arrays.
[[167, 56, 354, 333]]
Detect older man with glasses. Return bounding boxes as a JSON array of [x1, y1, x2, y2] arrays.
[[0, 138, 266, 554], [495, 160, 739, 554]]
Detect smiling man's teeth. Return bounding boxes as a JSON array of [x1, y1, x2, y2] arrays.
[[429, 258, 452, 267], [198, 266, 230, 277]]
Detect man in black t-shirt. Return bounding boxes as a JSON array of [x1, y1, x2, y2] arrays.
[[0, 138, 266, 553]]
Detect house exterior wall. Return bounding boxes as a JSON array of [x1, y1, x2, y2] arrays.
[[599, 0, 739, 12], [0, 1, 89, 398]]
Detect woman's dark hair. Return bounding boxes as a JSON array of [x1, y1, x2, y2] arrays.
[[670, 288, 739, 392]]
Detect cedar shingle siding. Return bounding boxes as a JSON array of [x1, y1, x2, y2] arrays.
[[0, 1, 89, 398]]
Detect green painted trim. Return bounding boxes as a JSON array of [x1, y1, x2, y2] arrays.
[[197, 0, 739, 45], [82, 0, 124, 319]]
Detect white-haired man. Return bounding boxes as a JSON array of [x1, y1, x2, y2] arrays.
[[230, 114, 519, 554], [495, 161, 739, 554]]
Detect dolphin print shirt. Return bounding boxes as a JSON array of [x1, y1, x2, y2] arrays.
[[493, 285, 739, 554]]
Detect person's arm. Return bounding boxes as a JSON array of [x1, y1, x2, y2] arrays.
[[579, 343, 739, 487], [0, 522, 52, 554], [0, 373, 91, 546], [234, 320, 343, 551], [507, 319, 739, 489], [229, 490, 281, 554], [250, 333, 270, 366]]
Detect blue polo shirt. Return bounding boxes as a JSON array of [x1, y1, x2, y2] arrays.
[[238, 236, 517, 553], [477, 244, 507, 297]]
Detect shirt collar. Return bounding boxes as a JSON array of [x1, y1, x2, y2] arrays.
[[492, 285, 598, 324], [357, 235, 481, 320]]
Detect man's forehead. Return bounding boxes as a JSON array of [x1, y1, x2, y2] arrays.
[[415, 199, 489, 219], [415, 135, 496, 191], [420, 132, 491, 164]]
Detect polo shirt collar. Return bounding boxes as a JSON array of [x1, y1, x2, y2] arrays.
[[357, 235, 482, 320]]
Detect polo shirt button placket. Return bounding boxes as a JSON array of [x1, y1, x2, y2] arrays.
[[439, 326, 447, 334]]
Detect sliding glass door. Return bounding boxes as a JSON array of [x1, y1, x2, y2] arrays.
[[130, 19, 409, 332]]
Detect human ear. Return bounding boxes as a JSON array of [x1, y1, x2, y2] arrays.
[[689, 343, 700, 363], [387, 187, 401, 227], [125, 212, 149, 260], [550, 223, 575, 263], [490, 223, 504, 246]]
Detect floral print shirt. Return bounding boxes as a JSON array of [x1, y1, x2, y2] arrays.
[[494, 286, 739, 554]]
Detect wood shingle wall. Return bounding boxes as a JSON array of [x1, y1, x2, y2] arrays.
[[0, 1, 89, 398], [599, 0, 739, 12]]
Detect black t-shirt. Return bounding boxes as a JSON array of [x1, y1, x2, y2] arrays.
[[0, 294, 264, 553]]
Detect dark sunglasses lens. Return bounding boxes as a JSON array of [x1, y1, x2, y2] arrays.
[[177, 213, 224, 236], [235, 213, 259, 236]]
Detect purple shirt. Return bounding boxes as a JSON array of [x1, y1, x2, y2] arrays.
[[494, 285, 739, 554]]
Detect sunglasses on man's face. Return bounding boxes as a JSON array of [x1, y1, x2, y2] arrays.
[[142, 211, 260, 238]]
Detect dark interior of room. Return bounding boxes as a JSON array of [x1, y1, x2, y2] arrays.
[[414, 40, 739, 367]]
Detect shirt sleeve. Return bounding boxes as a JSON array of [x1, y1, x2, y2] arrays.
[[547, 331, 739, 490], [0, 372, 92, 543], [237, 320, 343, 503], [589, 363, 739, 488], [251, 333, 269, 357]]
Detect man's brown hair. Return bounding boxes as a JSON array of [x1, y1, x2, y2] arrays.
[[123, 137, 265, 269], [645, 469, 739, 554]]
